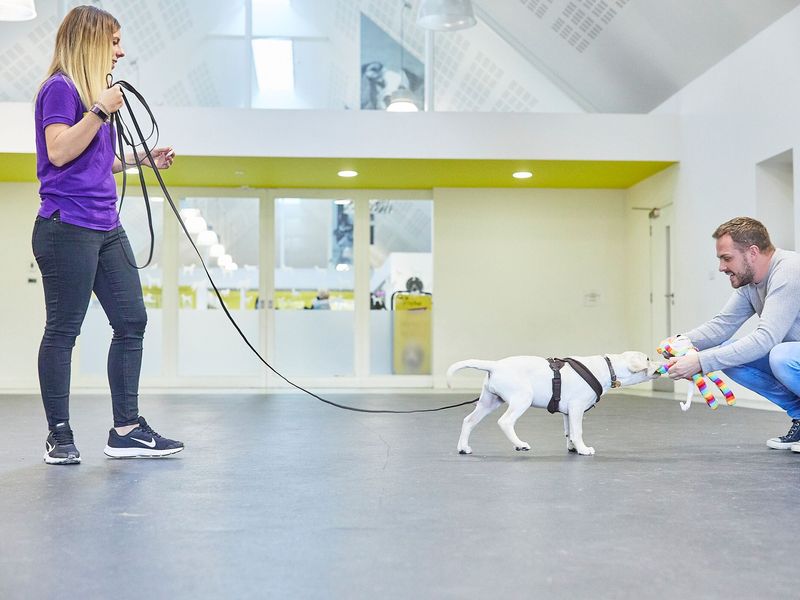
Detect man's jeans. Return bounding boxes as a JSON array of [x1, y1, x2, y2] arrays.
[[32, 214, 147, 429], [721, 341, 800, 418]]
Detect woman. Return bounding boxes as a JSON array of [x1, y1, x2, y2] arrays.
[[34, 5, 183, 464]]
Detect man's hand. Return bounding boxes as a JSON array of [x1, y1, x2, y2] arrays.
[[666, 353, 702, 380], [658, 334, 683, 357]]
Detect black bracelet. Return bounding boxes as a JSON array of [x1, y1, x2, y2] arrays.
[[89, 103, 109, 122]]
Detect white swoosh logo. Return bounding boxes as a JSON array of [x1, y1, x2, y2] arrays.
[[131, 436, 156, 448], [46, 442, 54, 452]]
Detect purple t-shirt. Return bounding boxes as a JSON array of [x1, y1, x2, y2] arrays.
[[35, 74, 119, 231]]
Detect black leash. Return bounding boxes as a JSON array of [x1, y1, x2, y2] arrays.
[[108, 78, 478, 415]]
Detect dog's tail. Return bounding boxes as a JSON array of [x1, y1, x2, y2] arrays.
[[446, 359, 496, 388]]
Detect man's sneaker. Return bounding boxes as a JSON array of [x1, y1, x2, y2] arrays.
[[44, 422, 81, 465], [103, 416, 184, 458], [766, 419, 800, 449]]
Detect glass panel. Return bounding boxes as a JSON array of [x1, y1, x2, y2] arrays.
[[1, 0, 582, 112], [177, 197, 261, 377], [273, 197, 354, 376], [251, 39, 337, 109], [79, 197, 163, 378], [369, 199, 433, 375], [360, 13, 424, 111]]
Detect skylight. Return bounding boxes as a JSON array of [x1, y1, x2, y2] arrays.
[[252, 38, 295, 92]]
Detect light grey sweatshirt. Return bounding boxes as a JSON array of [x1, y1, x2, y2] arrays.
[[684, 248, 800, 372]]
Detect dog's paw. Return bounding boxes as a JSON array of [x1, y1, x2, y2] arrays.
[[577, 446, 595, 456], [458, 446, 472, 455], [515, 443, 531, 452], [567, 440, 576, 453]]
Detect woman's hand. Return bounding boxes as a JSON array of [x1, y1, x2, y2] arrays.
[[114, 147, 176, 173], [146, 147, 176, 169], [98, 84, 124, 113]]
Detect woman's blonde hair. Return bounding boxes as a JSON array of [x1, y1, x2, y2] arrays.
[[39, 5, 120, 110]]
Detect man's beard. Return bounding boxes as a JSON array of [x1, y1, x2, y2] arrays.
[[730, 260, 755, 288]]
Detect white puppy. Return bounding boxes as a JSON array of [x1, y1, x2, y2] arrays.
[[447, 352, 661, 456]]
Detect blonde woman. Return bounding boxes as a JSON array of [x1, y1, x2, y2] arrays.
[[33, 5, 182, 464]]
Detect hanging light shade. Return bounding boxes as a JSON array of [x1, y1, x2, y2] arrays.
[[217, 254, 233, 268], [196, 230, 219, 246], [386, 87, 419, 112], [0, 0, 37, 21], [417, 0, 476, 31], [179, 208, 200, 220], [185, 215, 207, 235], [209, 243, 225, 258]]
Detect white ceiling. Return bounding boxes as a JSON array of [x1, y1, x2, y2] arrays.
[[0, 1, 798, 113], [474, 0, 800, 112]]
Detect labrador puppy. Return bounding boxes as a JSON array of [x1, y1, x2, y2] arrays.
[[447, 352, 661, 456]]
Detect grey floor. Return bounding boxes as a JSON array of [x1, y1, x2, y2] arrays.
[[0, 392, 797, 599]]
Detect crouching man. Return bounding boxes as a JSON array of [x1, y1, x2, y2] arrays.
[[665, 217, 800, 451]]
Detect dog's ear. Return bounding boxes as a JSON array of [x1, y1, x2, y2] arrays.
[[624, 352, 649, 373]]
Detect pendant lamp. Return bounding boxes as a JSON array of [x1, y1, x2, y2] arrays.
[[0, 0, 36, 21], [387, 1, 419, 112], [417, 0, 476, 31]]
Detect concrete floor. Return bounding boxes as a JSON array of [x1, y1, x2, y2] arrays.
[[0, 391, 797, 599]]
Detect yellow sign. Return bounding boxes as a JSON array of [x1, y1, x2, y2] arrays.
[[393, 293, 432, 375]]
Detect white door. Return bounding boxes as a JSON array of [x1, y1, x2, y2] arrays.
[[650, 204, 674, 392]]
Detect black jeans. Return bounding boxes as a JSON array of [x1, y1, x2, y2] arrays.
[[32, 213, 147, 429]]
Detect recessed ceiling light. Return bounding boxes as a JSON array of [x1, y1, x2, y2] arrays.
[[338, 170, 358, 178], [513, 171, 533, 179]]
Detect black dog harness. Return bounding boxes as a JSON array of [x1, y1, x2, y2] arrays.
[[546, 356, 620, 414]]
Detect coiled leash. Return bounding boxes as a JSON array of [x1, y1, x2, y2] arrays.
[[108, 77, 478, 415]]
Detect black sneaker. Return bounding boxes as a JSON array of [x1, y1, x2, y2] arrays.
[[103, 416, 184, 458], [44, 422, 81, 465], [766, 419, 800, 449]]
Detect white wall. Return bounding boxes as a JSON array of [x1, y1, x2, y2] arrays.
[[0, 183, 44, 388], [0, 101, 679, 160], [625, 165, 680, 355], [642, 5, 800, 407], [433, 187, 633, 386], [756, 152, 795, 250]]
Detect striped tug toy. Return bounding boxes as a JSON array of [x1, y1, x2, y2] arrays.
[[656, 335, 735, 411]]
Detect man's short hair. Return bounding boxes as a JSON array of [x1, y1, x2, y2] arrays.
[[712, 217, 774, 252]]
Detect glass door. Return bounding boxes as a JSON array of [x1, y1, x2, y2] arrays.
[[176, 196, 263, 379], [368, 199, 433, 375], [272, 197, 355, 376]]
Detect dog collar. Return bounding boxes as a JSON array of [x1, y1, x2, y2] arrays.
[[604, 356, 621, 388]]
